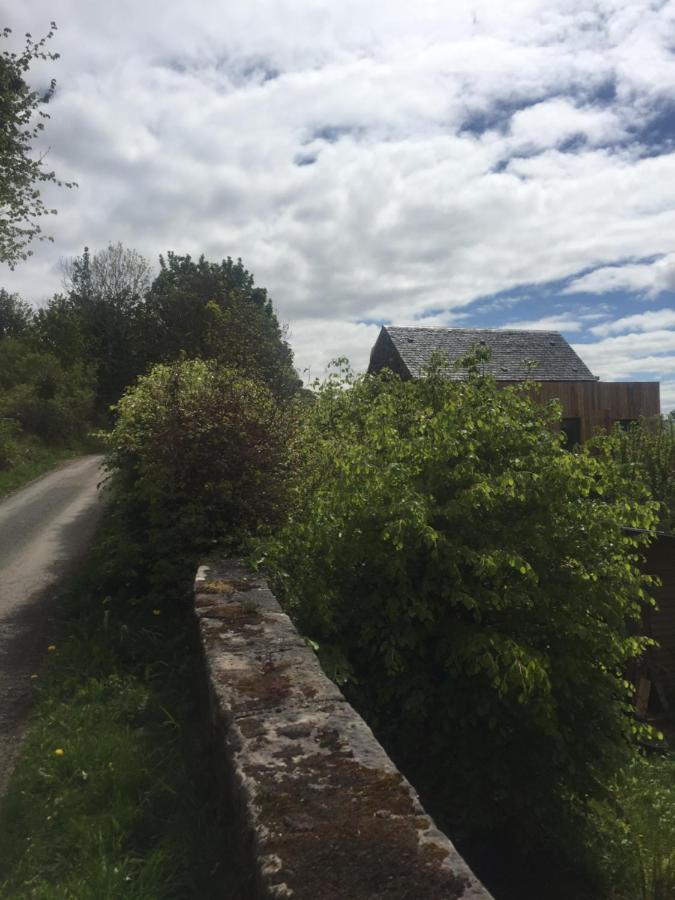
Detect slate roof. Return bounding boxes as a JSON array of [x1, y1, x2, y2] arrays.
[[369, 326, 598, 381]]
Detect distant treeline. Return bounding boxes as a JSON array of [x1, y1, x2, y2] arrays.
[[0, 243, 298, 466]]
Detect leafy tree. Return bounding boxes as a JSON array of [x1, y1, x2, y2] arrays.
[[595, 417, 675, 533], [0, 23, 75, 267], [32, 244, 152, 413], [0, 288, 32, 338], [32, 292, 88, 364], [144, 253, 299, 397], [106, 359, 293, 597], [0, 337, 94, 441], [57, 244, 152, 410], [262, 359, 659, 858]]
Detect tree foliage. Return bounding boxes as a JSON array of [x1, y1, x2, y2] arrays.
[[595, 417, 675, 533], [0, 23, 75, 267], [45, 244, 152, 411], [0, 288, 32, 338], [106, 359, 293, 596], [31, 247, 299, 416], [144, 253, 298, 397], [262, 359, 659, 851], [0, 337, 94, 441]]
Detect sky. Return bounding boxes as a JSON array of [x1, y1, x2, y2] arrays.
[[3, 0, 675, 409]]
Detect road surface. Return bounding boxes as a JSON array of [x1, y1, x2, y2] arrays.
[[0, 455, 106, 794]]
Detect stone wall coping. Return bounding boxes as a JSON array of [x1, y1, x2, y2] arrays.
[[194, 559, 494, 900]]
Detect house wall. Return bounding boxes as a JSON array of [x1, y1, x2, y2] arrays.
[[501, 380, 661, 442]]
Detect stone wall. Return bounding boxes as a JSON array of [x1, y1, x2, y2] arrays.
[[194, 558, 494, 900]]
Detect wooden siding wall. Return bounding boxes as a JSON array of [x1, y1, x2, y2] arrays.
[[501, 381, 661, 442]]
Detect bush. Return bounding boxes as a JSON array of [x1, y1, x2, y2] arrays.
[[0, 338, 95, 442], [0, 417, 19, 470], [597, 417, 675, 533], [587, 752, 675, 900], [261, 360, 659, 855], [106, 358, 292, 596]]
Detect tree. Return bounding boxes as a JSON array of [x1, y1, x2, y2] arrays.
[[36, 244, 152, 412], [0, 337, 95, 441], [60, 242, 152, 305], [596, 416, 675, 532], [144, 252, 299, 397], [262, 358, 659, 860], [0, 288, 32, 337], [0, 23, 75, 268]]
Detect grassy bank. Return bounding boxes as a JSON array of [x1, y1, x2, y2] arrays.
[[0, 435, 105, 499], [0, 554, 229, 899]]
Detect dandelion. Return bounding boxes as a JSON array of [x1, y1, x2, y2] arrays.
[[54, 748, 64, 757]]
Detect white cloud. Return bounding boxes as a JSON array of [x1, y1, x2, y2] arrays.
[[504, 314, 584, 332], [565, 254, 675, 297], [508, 99, 624, 149], [1, 0, 675, 389], [590, 308, 675, 337], [285, 319, 381, 380]]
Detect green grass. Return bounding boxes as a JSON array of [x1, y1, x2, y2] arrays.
[[0, 566, 229, 899], [0, 435, 103, 499]]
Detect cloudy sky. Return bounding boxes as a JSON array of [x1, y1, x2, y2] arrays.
[[4, 0, 675, 407]]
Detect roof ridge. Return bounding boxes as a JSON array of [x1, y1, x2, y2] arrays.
[[385, 325, 562, 335]]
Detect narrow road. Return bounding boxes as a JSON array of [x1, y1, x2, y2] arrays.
[[0, 455, 106, 794]]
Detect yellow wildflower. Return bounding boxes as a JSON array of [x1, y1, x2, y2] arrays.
[[54, 748, 64, 757]]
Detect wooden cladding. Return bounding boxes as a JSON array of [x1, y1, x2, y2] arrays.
[[501, 380, 661, 442]]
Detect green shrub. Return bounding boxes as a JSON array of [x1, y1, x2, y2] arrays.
[[0, 338, 95, 442], [106, 358, 292, 596], [587, 752, 675, 900], [261, 360, 659, 855], [596, 417, 675, 533], [0, 417, 19, 470]]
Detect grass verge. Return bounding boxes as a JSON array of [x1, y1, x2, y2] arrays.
[[0, 556, 229, 899], [0, 435, 105, 499]]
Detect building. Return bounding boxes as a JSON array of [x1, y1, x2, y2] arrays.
[[368, 326, 661, 445]]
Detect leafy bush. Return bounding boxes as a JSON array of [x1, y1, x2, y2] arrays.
[[0, 338, 95, 442], [106, 358, 292, 596], [0, 417, 19, 469], [597, 417, 675, 533], [0, 288, 33, 338], [587, 752, 675, 900], [262, 360, 659, 854]]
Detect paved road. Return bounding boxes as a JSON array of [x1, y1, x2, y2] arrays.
[[0, 455, 106, 794]]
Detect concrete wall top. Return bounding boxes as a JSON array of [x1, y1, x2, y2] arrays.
[[194, 559, 494, 900]]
